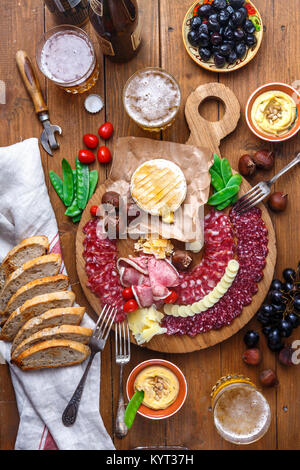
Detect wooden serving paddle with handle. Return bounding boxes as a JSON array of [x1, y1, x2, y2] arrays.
[[185, 82, 241, 155]]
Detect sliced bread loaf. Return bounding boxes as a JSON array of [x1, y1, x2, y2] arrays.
[[11, 307, 85, 354], [0, 274, 69, 325], [0, 290, 75, 341], [14, 339, 90, 370], [0, 253, 62, 315], [11, 324, 92, 361], [0, 236, 49, 290]]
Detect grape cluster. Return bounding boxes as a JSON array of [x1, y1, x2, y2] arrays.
[[257, 265, 300, 351]]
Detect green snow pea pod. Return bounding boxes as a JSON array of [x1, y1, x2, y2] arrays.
[[212, 153, 222, 176], [221, 158, 233, 185], [72, 213, 82, 223], [208, 185, 240, 206], [124, 390, 144, 429], [62, 158, 74, 207], [76, 157, 89, 210], [88, 170, 99, 200], [226, 174, 242, 188], [216, 193, 239, 211], [65, 170, 82, 217], [210, 168, 225, 192], [49, 171, 65, 203]]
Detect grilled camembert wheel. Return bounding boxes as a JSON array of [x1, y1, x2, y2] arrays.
[[130, 159, 187, 223]]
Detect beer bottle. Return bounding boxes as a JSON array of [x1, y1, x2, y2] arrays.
[[88, 0, 142, 63], [43, 0, 89, 26]]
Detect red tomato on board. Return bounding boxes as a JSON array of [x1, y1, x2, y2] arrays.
[[123, 299, 139, 313], [90, 205, 98, 217], [83, 133, 99, 149], [164, 290, 178, 304], [122, 287, 134, 300], [78, 149, 95, 164], [98, 122, 114, 140], [97, 146, 111, 164]]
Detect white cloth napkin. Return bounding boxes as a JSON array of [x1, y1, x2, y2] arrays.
[[0, 138, 115, 450]]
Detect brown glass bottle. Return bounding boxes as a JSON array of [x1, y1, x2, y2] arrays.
[[43, 0, 89, 26], [88, 0, 142, 62]]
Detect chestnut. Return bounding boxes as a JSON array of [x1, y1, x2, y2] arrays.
[[238, 154, 256, 177], [252, 150, 274, 170], [101, 191, 120, 210], [242, 348, 262, 365], [278, 345, 294, 366], [172, 250, 193, 271], [268, 192, 288, 212], [259, 369, 279, 387]]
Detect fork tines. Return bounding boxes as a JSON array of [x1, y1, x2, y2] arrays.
[[234, 184, 266, 213], [115, 321, 131, 360], [94, 304, 117, 342]]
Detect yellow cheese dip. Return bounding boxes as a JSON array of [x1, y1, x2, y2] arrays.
[[251, 90, 297, 137], [134, 365, 179, 410]]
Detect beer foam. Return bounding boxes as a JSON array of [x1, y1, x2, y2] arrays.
[[124, 69, 181, 128]]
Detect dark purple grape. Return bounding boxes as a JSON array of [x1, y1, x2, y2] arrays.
[[235, 42, 246, 58], [231, 11, 243, 26], [294, 295, 300, 311], [268, 328, 282, 344], [223, 26, 234, 40], [278, 319, 293, 338], [197, 4, 214, 18], [199, 33, 210, 47], [199, 23, 209, 35], [218, 9, 230, 25], [261, 304, 274, 317], [271, 279, 283, 291], [283, 268, 296, 282], [229, 0, 245, 9], [213, 53, 226, 67], [245, 34, 257, 47], [272, 303, 286, 315], [244, 330, 260, 348], [282, 281, 294, 293], [199, 47, 212, 62], [285, 312, 300, 328], [268, 340, 284, 352], [244, 19, 256, 34], [188, 30, 201, 46], [212, 0, 227, 11], [234, 29, 245, 41], [270, 290, 284, 305], [219, 43, 232, 56], [257, 311, 271, 325], [208, 16, 221, 32], [210, 31, 223, 45], [262, 326, 273, 336], [190, 16, 202, 30]]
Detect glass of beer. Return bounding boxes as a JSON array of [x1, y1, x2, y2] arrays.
[[123, 67, 181, 132], [211, 375, 271, 445], [36, 25, 99, 94]]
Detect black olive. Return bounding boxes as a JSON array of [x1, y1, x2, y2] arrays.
[[245, 33, 257, 46], [235, 41, 246, 58], [212, 0, 227, 11], [229, 0, 245, 9], [190, 16, 202, 30], [208, 13, 218, 22], [214, 52, 226, 67], [197, 4, 213, 17], [226, 5, 235, 15], [238, 7, 248, 22], [198, 33, 210, 47], [218, 9, 230, 25], [223, 39, 235, 51], [208, 16, 221, 32], [219, 43, 232, 56], [231, 11, 243, 26], [223, 26, 234, 40], [234, 28, 245, 41], [244, 19, 256, 34], [227, 18, 235, 29], [210, 31, 223, 45], [219, 26, 225, 36], [212, 45, 221, 54], [188, 30, 201, 46], [199, 23, 209, 35], [199, 47, 212, 62]]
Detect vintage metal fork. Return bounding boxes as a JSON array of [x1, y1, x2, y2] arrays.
[[62, 304, 117, 427], [114, 321, 131, 438], [235, 153, 300, 213]]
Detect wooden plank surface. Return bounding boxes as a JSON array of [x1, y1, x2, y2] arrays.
[[0, 0, 299, 450]]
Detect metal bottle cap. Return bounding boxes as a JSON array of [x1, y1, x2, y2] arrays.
[[84, 94, 104, 114]]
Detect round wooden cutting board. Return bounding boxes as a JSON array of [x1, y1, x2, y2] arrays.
[[76, 83, 276, 353]]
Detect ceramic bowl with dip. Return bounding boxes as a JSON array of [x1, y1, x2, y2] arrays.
[[245, 82, 300, 142], [126, 359, 187, 420]]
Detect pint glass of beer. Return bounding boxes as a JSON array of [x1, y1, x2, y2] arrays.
[[36, 25, 99, 94], [211, 375, 271, 445], [123, 67, 181, 132]]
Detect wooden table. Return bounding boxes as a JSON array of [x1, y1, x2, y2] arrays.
[[0, 0, 299, 450]]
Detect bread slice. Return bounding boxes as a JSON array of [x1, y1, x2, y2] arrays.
[[0, 236, 49, 290], [11, 324, 92, 361], [0, 290, 75, 341], [0, 274, 69, 325], [0, 253, 62, 315], [11, 307, 85, 355], [14, 339, 90, 370]]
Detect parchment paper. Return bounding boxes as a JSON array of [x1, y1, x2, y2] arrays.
[[107, 137, 213, 243]]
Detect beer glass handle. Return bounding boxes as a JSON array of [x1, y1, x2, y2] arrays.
[[16, 50, 48, 115]]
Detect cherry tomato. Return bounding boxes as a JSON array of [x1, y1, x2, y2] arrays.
[[83, 133, 99, 149], [122, 287, 134, 300], [90, 205, 98, 217], [78, 148, 95, 164], [164, 290, 178, 304], [98, 122, 114, 140], [123, 299, 139, 313], [97, 146, 111, 164]]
